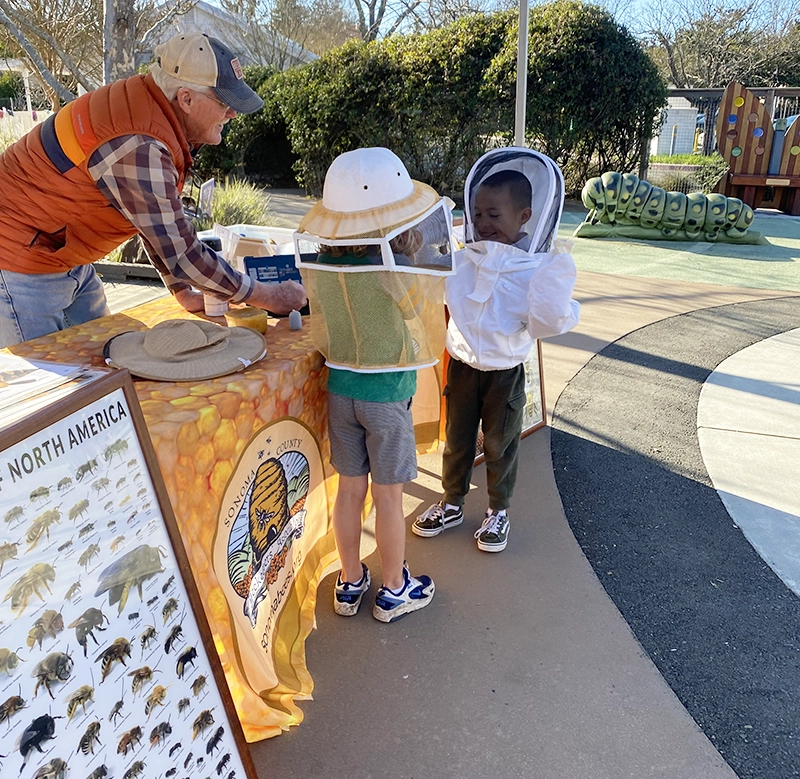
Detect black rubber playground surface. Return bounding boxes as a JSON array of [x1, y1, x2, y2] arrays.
[[552, 296, 800, 779]]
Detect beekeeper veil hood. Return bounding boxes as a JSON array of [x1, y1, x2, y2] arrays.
[[464, 147, 565, 253]]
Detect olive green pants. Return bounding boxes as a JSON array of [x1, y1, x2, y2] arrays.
[[442, 358, 526, 512]]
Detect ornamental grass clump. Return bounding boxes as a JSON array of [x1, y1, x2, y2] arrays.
[[194, 178, 272, 231]]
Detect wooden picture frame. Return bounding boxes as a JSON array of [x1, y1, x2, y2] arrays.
[[0, 370, 258, 779]]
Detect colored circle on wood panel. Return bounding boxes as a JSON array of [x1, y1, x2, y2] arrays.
[[731, 147, 743, 156], [748, 113, 759, 122], [791, 146, 800, 155], [727, 130, 737, 139], [734, 96, 745, 107], [754, 147, 765, 155], [753, 127, 764, 138], [728, 114, 738, 124]]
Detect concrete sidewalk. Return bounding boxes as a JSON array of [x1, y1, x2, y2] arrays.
[[104, 195, 800, 777]]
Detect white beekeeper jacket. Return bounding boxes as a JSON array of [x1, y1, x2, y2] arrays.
[[445, 147, 580, 372]]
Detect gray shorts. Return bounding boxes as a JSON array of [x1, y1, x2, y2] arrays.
[[328, 392, 418, 485]]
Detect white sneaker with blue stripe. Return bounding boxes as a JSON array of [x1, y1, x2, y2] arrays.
[[372, 563, 434, 623], [334, 563, 371, 616]]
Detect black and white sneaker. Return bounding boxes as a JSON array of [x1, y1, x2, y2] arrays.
[[474, 510, 510, 552], [333, 563, 371, 616], [412, 501, 464, 537]]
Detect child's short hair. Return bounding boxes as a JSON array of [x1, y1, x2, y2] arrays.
[[478, 170, 532, 212]]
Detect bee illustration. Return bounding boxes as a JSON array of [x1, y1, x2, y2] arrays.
[[164, 624, 183, 654], [32, 757, 68, 779], [108, 519, 117, 530], [95, 545, 168, 614], [146, 595, 158, 607], [128, 612, 140, 622], [137, 488, 147, 498], [165, 769, 177, 777], [116, 477, 127, 489], [127, 510, 139, 524], [33, 651, 74, 698], [162, 598, 178, 624], [68, 607, 109, 656], [29, 485, 50, 502], [26, 508, 62, 549], [27, 609, 64, 649], [78, 521, 95, 539], [141, 501, 151, 512], [56, 539, 73, 553], [150, 720, 172, 748], [68, 500, 90, 523], [87, 766, 108, 779], [177, 697, 191, 714], [191, 675, 207, 697], [120, 495, 132, 507], [110, 535, 126, 552], [0, 691, 25, 725], [75, 458, 98, 481], [79, 544, 101, 570], [175, 646, 197, 679], [92, 477, 111, 495], [117, 724, 143, 755], [104, 500, 115, 512], [18, 713, 59, 771], [123, 760, 145, 779], [192, 709, 215, 740], [127, 458, 138, 468], [140, 625, 158, 653], [109, 697, 125, 724], [65, 683, 95, 721], [206, 726, 224, 755], [104, 438, 129, 462], [216, 753, 231, 776], [77, 720, 102, 754], [168, 742, 182, 758], [3, 561, 56, 614], [129, 665, 158, 697], [0, 540, 19, 574], [65, 580, 81, 601], [0, 646, 24, 676], [161, 575, 175, 594], [144, 684, 168, 718], [96, 637, 132, 682], [4, 505, 25, 527], [183, 752, 194, 769], [57, 477, 72, 491]]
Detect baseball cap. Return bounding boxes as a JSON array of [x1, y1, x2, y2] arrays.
[[155, 32, 264, 114]]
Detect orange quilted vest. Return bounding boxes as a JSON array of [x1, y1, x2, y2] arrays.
[[0, 73, 193, 274]]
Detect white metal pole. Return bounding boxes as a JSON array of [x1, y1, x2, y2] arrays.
[[514, 0, 529, 148]]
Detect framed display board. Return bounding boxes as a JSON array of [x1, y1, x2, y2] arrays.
[[0, 370, 258, 779]]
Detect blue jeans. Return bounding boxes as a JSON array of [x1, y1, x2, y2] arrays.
[[0, 265, 110, 348]]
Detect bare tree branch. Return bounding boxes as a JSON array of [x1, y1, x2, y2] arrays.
[[0, 2, 75, 101]]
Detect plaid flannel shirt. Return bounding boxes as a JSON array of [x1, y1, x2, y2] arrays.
[[88, 135, 254, 302]]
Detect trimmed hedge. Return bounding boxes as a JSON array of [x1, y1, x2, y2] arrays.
[[201, 3, 666, 198]]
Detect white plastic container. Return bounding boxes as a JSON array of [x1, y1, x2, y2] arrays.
[[204, 294, 228, 317]]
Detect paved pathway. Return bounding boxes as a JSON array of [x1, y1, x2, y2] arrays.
[[104, 197, 800, 778]]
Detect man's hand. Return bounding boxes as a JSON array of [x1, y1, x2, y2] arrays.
[[248, 280, 307, 315], [173, 287, 205, 313]]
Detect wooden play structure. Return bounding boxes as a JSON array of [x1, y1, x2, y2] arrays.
[[715, 81, 800, 215]]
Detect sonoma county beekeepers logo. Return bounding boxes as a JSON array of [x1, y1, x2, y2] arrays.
[[215, 419, 325, 655]]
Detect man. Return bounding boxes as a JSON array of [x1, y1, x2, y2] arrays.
[[0, 32, 306, 348]]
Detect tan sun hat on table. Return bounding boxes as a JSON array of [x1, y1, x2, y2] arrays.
[[298, 147, 441, 240], [104, 319, 267, 382]]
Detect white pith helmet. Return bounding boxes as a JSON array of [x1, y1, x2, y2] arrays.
[[298, 147, 441, 240]]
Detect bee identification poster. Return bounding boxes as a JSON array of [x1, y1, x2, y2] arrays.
[[0, 370, 258, 779]]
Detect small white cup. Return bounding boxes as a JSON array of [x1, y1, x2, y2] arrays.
[[204, 294, 228, 317]]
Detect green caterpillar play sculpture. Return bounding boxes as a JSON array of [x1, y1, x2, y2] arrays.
[[573, 172, 765, 244]]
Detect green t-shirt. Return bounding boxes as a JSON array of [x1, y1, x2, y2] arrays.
[[328, 366, 417, 402]]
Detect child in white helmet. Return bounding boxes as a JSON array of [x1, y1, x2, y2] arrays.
[[294, 147, 454, 621], [413, 148, 580, 552]]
